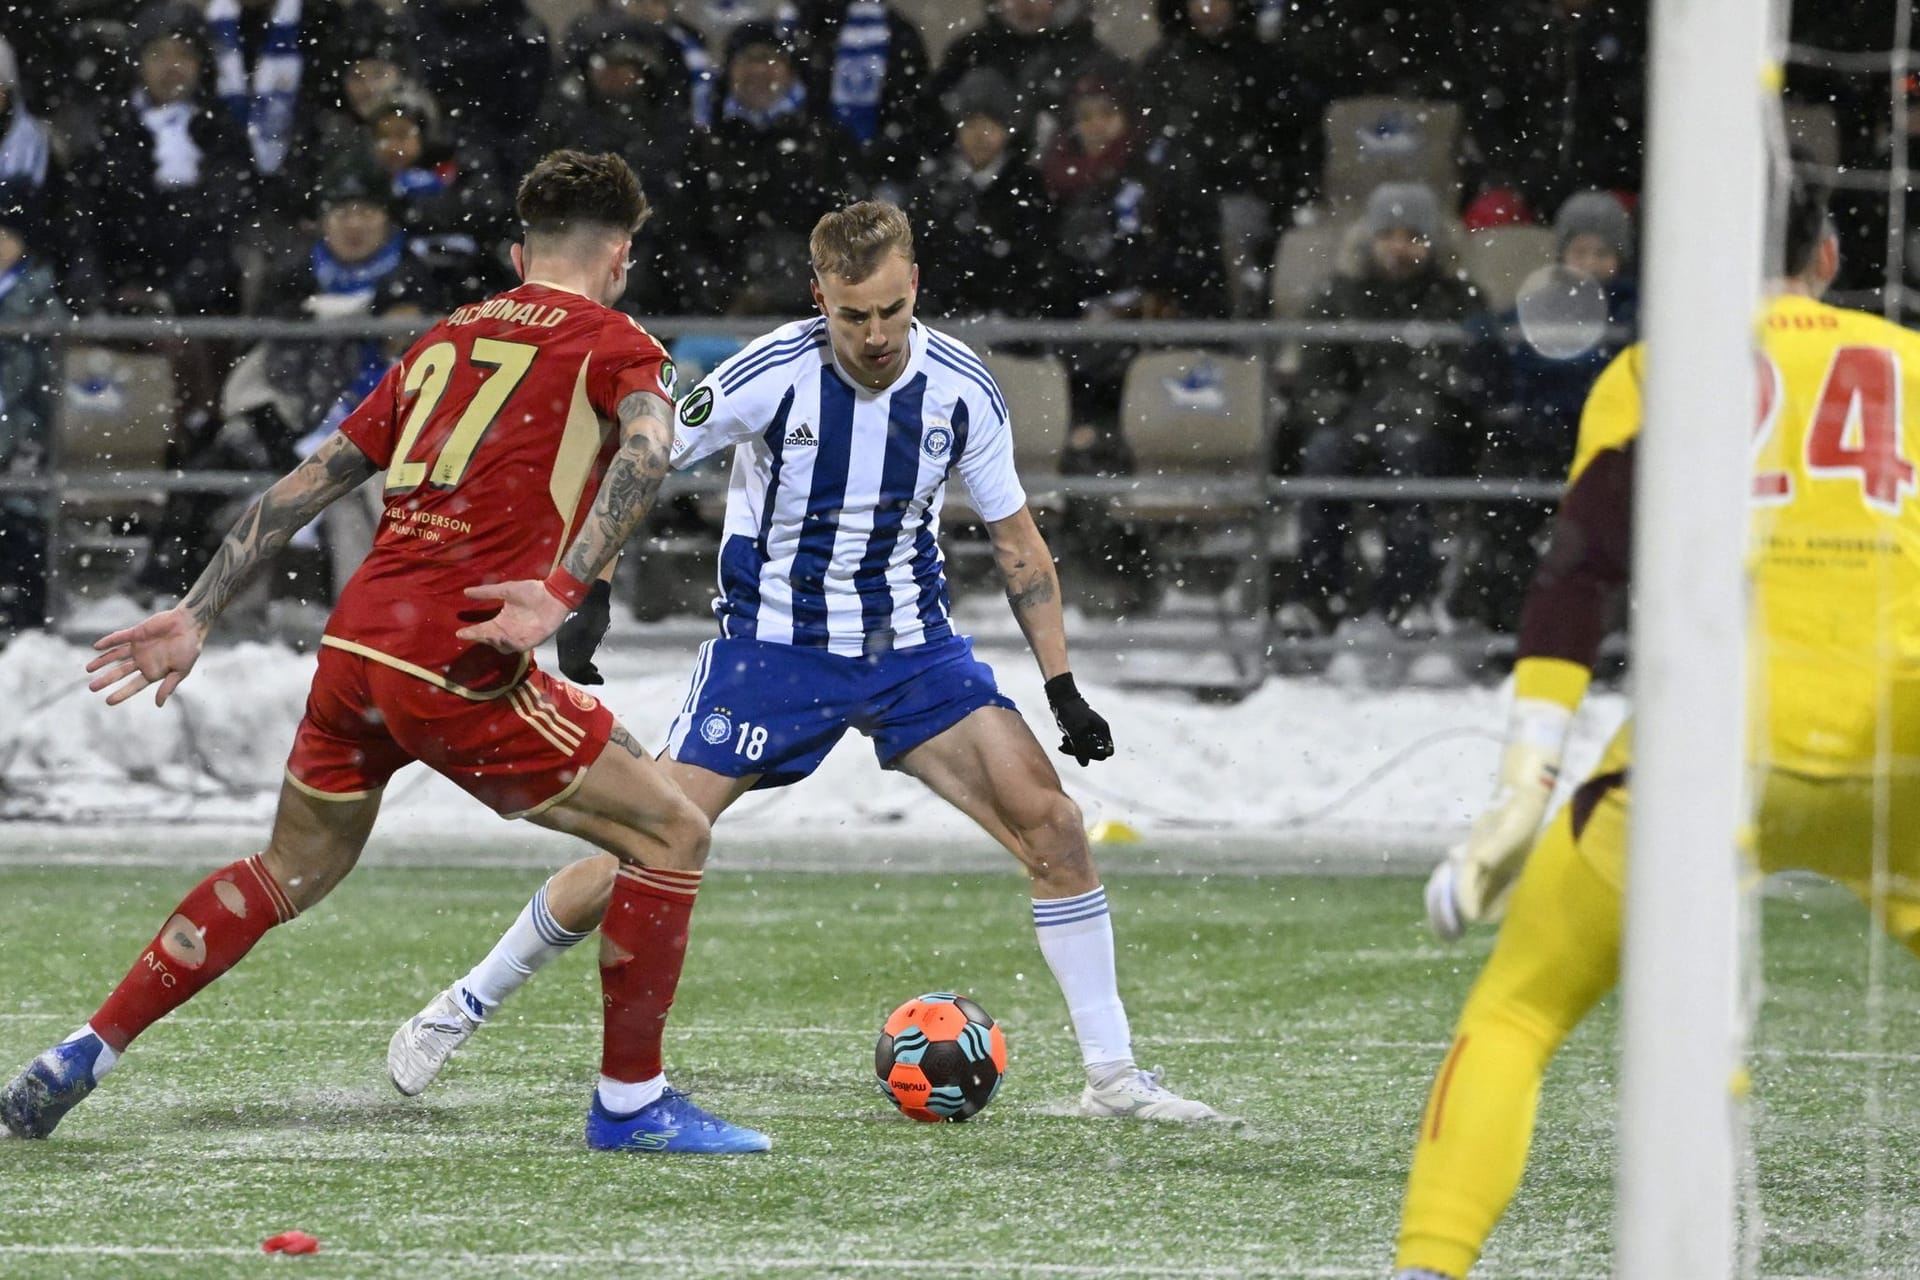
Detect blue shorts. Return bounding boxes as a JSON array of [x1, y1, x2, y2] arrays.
[[663, 636, 1017, 789]]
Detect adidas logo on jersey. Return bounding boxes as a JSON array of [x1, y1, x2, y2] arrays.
[[783, 423, 819, 447]]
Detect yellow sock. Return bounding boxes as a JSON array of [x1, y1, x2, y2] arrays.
[[1395, 802, 1625, 1276]]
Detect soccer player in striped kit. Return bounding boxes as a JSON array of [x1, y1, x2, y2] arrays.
[[391, 200, 1219, 1125]]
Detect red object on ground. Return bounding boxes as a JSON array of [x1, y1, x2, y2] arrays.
[[262, 1231, 321, 1255]]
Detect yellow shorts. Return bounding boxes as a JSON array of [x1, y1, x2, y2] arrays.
[[1572, 722, 1920, 943]]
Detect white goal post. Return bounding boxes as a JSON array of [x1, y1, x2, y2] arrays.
[[1616, 0, 1775, 1275]]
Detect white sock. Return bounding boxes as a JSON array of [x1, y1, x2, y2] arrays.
[[454, 884, 590, 1021], [597, 1072, 668, 1115], [70, 1024, 119, 1080], [1031, 887, 1133, 1077]]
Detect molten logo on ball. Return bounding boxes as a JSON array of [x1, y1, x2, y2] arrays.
[[873, 992, 1007, 1123]]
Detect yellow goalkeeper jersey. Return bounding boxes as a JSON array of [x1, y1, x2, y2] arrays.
[[1564, 293, 1920, 776]]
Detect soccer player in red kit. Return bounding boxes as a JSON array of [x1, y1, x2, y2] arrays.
[[0, 151, 770, 1154]]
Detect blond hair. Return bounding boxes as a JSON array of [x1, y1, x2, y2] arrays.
[[809, 200, 914, 284]]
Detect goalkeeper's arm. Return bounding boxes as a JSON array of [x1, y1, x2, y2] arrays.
[[1428, 443, 1634, 937]]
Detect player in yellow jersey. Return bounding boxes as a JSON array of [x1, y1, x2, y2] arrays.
[[1393, 170, 1920, 1279]]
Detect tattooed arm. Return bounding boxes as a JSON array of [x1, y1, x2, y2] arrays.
[[458, 390, 674, 654], [182, 433, 380, 633], [985, 505, 1069, 680], [86, 432, 378, 706]]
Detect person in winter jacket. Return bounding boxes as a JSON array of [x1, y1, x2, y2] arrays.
[[1288, 181, 1485, 635]]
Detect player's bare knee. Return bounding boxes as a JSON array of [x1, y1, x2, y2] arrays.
[[603, 800, 709, 871], [158, 913, 208, 969], [1011, 792, 1092, 882], [662, 798, 712, 868], [1008, 789, 1083, 851]]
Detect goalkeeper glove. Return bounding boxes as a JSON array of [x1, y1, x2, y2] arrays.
[[556, 579, 613, 686], [1045, 673, 1114, 766], [1426, 698, 1572, 941]]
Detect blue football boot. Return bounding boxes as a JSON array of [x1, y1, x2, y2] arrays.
[[585, 1088, 772, 1153], [1, 1032, 110, 1139]]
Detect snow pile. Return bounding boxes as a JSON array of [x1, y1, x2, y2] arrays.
[[0, 631, 1626, 848]]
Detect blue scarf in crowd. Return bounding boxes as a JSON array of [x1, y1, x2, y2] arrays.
[[309, 232, 405, 446], [828, 1, 890, 145], [311, 232, 404, 299], [207, 0, 303, 176], [721, 79, 808, 129]]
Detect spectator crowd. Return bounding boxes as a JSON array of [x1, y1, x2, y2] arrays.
[[0, 0, 1889, 651]]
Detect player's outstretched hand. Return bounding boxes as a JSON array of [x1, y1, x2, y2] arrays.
[[1044, 673, 1114, 766], [1425, 700, 1569, 941], [556, 578, 613, 685], [86, 605, 205, 708], [458, 580, 570, 654]]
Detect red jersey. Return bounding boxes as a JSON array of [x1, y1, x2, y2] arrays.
[[324, 282, 672, 698]]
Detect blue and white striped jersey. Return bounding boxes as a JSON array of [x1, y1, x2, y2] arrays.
[[670, 317, 1026, 655]]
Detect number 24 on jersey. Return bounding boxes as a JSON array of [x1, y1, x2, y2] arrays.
[[1753, 345, 1917, 511]]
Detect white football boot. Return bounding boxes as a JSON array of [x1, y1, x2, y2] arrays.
[[1078, 1065, 1222, 1122], [388, 988, 480, 1096]]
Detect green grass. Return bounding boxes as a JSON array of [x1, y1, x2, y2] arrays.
[[1, 856, 1917, 1278]]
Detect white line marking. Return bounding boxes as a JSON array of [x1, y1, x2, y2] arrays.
[[0, 1244, 1427, 1277]]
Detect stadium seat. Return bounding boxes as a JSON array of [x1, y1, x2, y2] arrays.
[[1321, 97, 1463, 215], [1117, 349, 1267, 520], [56, 346, 177, 475], [1460, 224, 1558, 312], [50, 345, 180, 603], [1099, 349, 1269, 619], [982, 350, 1071, 474], [1270, 220, 1352, 320], [946, 351, 1071, 524]]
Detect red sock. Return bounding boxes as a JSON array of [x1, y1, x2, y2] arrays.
[[92, 855, 297, 1051], [599, 863, 701, 1083]]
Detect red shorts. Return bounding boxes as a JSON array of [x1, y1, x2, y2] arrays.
[[286, 643, 614, 819]]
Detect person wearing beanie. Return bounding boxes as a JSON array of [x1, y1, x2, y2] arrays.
[[1283, 180, 1482, 640], [308, 6, 428, 178], [322, 85, 511, 303], [1364, 181, 1445, 272], [1450, 188, 1639, 634], [527, 16, 699, 313], [1552, 189, 1633, 282], [685, 20, 849, 308], [1041, 64, 1140, 207], [928, 0, 1117, 140], [946, 65, 1016, 132], [909, 65, 1066, 319], [75, 1, 255, 315]]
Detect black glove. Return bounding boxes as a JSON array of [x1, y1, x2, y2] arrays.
[[556, 578, 613, 685], [1045, 672, 1113, 766]]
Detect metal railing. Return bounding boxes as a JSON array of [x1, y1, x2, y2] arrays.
[[10, 313, 1593, 693]]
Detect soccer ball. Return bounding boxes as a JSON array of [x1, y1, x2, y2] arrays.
[[874, 992, 1008, 1122]]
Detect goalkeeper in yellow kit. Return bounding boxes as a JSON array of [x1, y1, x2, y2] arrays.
[[1395, 170, 1920, 1279]]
